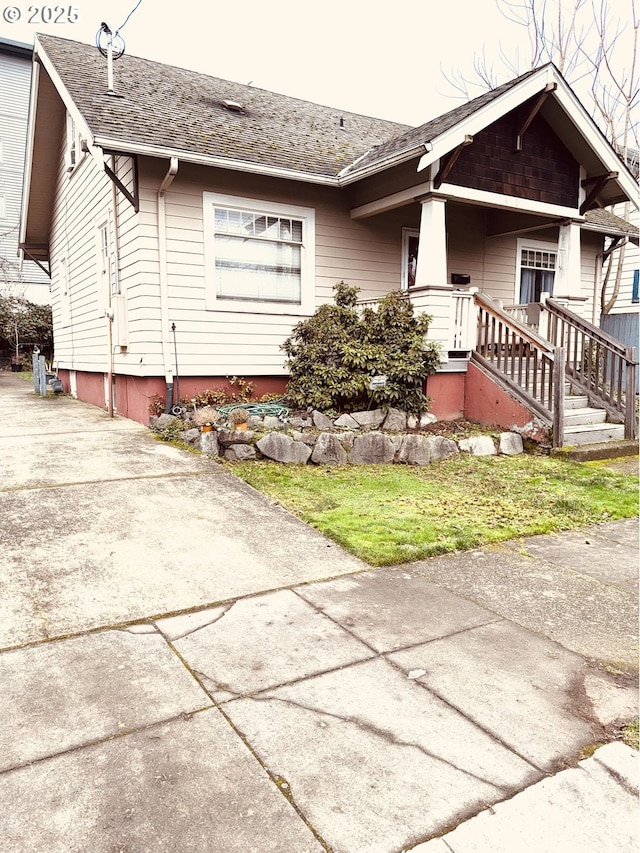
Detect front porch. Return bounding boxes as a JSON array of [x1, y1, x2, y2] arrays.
[[359, 289, 638, 448]]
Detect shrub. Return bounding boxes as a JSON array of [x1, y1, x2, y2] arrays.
[[282, 282, 441, 413]]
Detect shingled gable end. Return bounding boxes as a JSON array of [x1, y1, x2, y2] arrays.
[[20, 34, 637, 430]]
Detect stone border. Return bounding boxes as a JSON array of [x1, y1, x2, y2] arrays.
[[151, 407, 525, 465]]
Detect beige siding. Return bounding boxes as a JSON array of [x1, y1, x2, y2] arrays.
[[137, 162, 418, 376], [49, 139, 113, 372]]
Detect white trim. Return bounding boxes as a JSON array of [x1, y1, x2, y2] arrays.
[[35, 38, 97, 161], [515, 237, 558, 303], [0, 196, 5, 219], [203, 192, 316, 315], [433, 183, 581, 219], [401, 228, 420, 291], [351, 181, 432, 220]]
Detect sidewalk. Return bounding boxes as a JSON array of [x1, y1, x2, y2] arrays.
[[0, 373, 637, 852]]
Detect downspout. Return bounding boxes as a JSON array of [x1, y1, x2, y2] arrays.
[[106, 154, 120, 417], [157, 157, 179, 412]]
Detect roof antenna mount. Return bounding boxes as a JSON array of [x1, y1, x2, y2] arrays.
[[96, 22, 125, 98]]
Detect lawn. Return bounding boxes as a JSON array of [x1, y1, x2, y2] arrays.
[[229, 454, 639, 565]]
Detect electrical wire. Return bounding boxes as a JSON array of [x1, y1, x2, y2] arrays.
[[116, 0, 143, 35]]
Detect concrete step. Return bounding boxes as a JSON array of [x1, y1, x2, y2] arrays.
[[564, 395, 589, 410], [563, 407, 607, 426], [562, 422, 626, 446], [552, 439, 639, 461]]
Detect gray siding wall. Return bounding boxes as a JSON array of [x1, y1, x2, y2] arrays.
[[0, 45, 51, 302]]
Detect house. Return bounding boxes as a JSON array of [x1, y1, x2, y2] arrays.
[[20, 34, 638, 444], [0, 37, 51, 304]]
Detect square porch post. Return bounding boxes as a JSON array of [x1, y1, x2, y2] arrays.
[[413, 197, 453, 356]]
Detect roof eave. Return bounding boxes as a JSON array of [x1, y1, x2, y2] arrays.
[[94, 137, 342, 186]]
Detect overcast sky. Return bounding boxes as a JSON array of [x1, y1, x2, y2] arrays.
[[3, 0, 536, 125]]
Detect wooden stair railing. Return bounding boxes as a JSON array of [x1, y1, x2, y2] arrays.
[[473, 293, 566, 447], [543, 298, 637, 440]]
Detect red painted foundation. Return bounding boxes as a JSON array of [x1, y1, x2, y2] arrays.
[[425, 372, 465, 421], [463, 361, 549, 441], [57, 371, 289, 425], [58, 365, 546, 441]]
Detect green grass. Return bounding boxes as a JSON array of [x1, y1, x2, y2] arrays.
[[229, 454, 638, 565]]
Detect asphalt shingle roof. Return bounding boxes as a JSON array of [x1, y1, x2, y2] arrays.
[[37, 34, 411, 178]]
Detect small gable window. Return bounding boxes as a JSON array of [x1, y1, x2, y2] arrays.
[[204, 193, 315, 315]]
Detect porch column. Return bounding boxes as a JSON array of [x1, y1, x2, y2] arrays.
[[554, 222, 582, 303], [414, 197, 453, 356]]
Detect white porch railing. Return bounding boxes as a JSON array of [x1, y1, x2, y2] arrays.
[[451, 289, 477, 351], [357, 289, 478, 353]]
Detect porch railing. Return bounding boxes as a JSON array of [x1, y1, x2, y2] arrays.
[[542, 297, 637, 439], [474, 292, 565, 447]]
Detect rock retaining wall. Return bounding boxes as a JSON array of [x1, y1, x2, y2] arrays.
[[151, 407, 524, 465]]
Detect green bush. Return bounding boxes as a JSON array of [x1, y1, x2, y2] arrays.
[[282, 282, 441, 414]]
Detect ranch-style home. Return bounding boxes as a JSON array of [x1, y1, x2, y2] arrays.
[[20, 34, 638, 445]]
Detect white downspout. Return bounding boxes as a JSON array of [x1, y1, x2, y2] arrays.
[[157, 157, 179, 408]]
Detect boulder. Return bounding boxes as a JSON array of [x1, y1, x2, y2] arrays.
[[339, 432, 355, 450], [256, 432, 312, 464], [499, 432, 524, 456], [382, 408, 407, 432], [288, 415, 313, 429], [217, 429, 256, 446], [311, 433, 348, 465], [395, 434, 432, 465], [155, 413, 178, 429], [199, 431, 219, 456], [334, 413, 359, 429], [312, 410, 334, 430], [459, 436, 496, 456], [263, 415, 285, 430], [427, 436, 459, 461], [181, 428, 202, 447], [349, 432, 395, 464], [224, 444, 256, 461], [351, 408, 386, 428], [291, 431, 317, 446]]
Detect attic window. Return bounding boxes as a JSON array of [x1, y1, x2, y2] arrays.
[[222, 99, 244, 112]]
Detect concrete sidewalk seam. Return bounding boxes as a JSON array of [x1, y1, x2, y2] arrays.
[[0, 705, 215, 776]]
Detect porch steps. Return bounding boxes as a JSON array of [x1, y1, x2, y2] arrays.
[[562, 421, 626, 446]]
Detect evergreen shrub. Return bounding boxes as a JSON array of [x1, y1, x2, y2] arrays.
[[282, 282, 441, 414]]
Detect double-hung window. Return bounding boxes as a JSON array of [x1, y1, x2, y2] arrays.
[[204, 193, 315, 314]]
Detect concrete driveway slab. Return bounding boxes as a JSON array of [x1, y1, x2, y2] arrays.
[[157, 589, 374, 701], [224, 657, 540, 853], [295, 567, 500, 653], [0, 628, 211, 770], [0, 427, 220, 488], [410, 545, 639, 672], [506, 524, 639, 593], [0, 473, 365, 647], [387, 620, 616, 772], [413, 742, 639, 852], [0, 708, 324, 853]]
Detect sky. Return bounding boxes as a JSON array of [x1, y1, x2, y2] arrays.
[[0, 0, 534, 126]]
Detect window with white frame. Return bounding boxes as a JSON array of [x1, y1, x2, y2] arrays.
[[517, 240, 557, 303], [203, 193, 315, 314]]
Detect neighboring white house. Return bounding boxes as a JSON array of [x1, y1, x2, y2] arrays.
[[20, 34, 638, 429], [0, 37, 50, 304]]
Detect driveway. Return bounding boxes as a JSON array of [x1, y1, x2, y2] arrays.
[[1, 373, 637, 853]]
